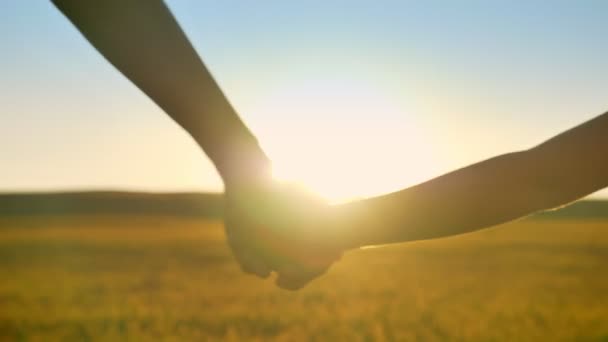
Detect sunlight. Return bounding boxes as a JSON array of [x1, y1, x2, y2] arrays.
[[248, 76, 439, 203]]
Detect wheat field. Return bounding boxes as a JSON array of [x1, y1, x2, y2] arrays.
[[1, 215, 607, 341]]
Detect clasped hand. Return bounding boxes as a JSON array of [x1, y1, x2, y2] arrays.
[[225, 180, 344, 290]]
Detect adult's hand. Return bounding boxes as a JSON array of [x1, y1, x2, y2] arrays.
[[225, 180, 344, 290], [51, 0, 344, 289]]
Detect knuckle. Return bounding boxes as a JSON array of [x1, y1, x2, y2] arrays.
[[238, 260, 271, 278]]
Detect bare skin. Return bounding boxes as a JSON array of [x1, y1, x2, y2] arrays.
[[52, 0, 608, 289], [334, 111, 608, 250], [51, 0, 340, 289]]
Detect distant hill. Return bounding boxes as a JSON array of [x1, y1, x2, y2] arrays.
[[0, 191, 607, 220], [532, 199, 608, 220], [0, 192, 224, 218]]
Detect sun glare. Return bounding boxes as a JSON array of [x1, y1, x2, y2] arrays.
[[248, 76, 438, 203]]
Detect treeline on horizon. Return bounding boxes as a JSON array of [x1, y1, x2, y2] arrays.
[[0, 191, 607, 220]]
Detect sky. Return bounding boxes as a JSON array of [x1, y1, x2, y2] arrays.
[[1, 0, 608, 202]]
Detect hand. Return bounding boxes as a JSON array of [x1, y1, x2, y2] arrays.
[[224, 179, 344, 290]]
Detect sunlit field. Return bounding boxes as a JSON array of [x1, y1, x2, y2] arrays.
[[1, 215, 607, 341]]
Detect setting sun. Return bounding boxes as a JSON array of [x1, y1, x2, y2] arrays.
[[247, 76, 439, 203], [4, 1, 608, 340]]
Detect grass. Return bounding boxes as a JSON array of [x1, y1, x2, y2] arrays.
[[0, 215, 607, 341]]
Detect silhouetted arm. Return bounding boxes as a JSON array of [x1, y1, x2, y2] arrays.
[[51, 0, 344, 289], [337, 111, 608, 249], [51, 0, 270, 186]]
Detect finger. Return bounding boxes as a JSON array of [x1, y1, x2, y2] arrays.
[[274, 264, 331, 291], [270, 245, 343, 290], [239, 256, 272, 278], [275, 270, 321, 291], [277, 248, 343, 272], [228, 239, 272, 278]]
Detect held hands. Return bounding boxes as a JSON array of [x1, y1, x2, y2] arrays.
[[224, 178, 345, 290]]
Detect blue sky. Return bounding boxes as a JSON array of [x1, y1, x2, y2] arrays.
[[1, 1, 607, 200]]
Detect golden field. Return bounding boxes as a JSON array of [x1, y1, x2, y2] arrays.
[[1, 215, 607, 341]]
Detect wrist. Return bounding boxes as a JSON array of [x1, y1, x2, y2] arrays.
[[331, 196, 401, 250], [216, 137, 273, 192], [328, 201, 368, 251], [186, 118, 271, 190], [178, 97, 271, 189]]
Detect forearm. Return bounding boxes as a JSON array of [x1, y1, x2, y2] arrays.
[[337, 111, 608, 249], [52, 0, 270, 185], [335, 151, 542, 248]]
